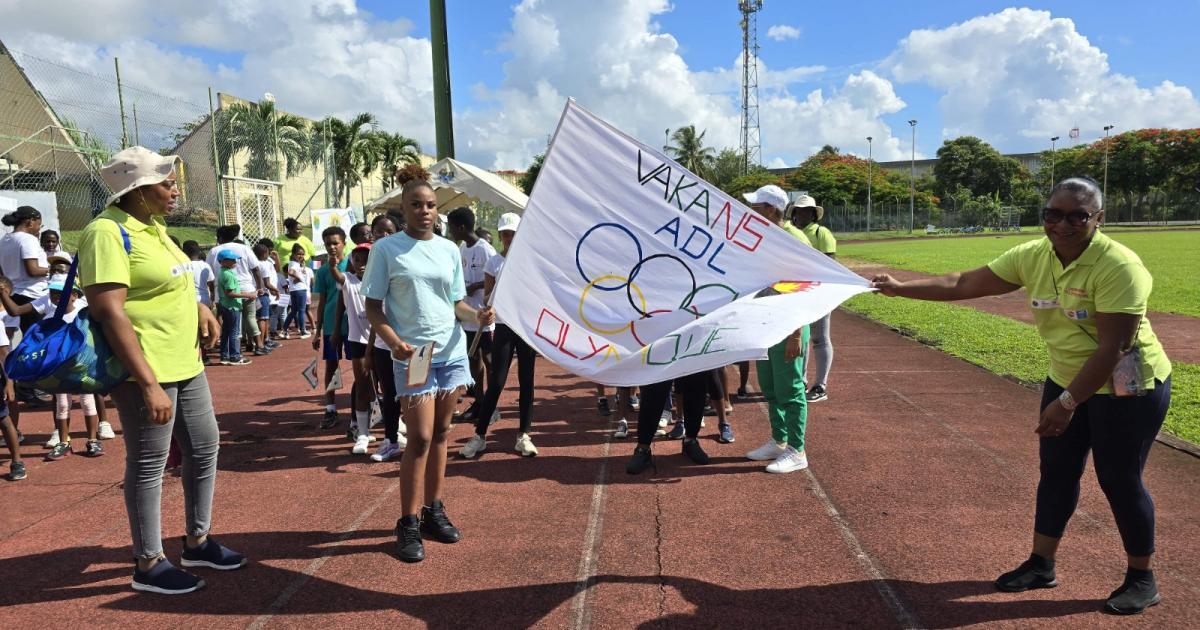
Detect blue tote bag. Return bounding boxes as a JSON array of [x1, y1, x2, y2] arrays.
[[4, 225, 131, 394]]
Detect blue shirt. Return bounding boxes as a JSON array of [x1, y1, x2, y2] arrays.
[[361, 233, 465, 366]]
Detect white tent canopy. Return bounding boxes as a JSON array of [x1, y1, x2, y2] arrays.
[[365, 157, 528, 217]]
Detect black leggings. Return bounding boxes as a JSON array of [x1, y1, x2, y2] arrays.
[[636, 371, 707, 446], [371, 347, 401, 443], [473, 324, 537, 437], [1035, 376, 1171, 556]]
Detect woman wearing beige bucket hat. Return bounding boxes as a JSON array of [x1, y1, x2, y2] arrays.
[[78, 146, 244, 594], [789, 194, 837, 403]]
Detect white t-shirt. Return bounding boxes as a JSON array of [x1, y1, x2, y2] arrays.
[[460, 239, 496, 333], [287, 261, 310, 293], [31, 293, 86, 323], [340, 273, 371, 345], [205, 242, 259, 293], [258, 259, 278, 304], [483, 253, 506, 325], [0, 322, 9, 347], [0, 231, 49, 297], [188, 260, 213, 305]]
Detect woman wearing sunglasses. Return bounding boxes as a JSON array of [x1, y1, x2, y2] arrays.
[[871, 177, 1171, 616]]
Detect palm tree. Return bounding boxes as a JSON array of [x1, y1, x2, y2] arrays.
[[218, 99, 310, 181], [667, 125, 716, 178], [372, 131, 422, 191], [313, 113, 380, 205]]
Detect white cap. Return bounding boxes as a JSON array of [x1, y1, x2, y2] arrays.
[[789, 193, 824, 220], [497, 212, 521, 232], [101, 146, 178, 206], [742, 184, 789, 212]]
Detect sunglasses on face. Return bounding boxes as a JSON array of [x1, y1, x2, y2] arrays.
[[1041, 208, 1097, 227]]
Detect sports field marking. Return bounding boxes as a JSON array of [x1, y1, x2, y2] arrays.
[[568, 430, 615, 630]]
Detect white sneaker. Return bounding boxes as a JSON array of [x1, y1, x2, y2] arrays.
[[370, 439, 401, 462], [460, 434, 486, 459], [765, 446, 808, 474], [514, 433, 538, 457], [352, 434, 370, 455], [746, 439, 786, 461], [613, 418, 629, 439], [97, 421, 116, 440], [658, 410, 672, 428], [44, 430, 61, 449]]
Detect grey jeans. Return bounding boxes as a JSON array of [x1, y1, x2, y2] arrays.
[[808, 312, 833, 389], [111, 372, 220, 560]]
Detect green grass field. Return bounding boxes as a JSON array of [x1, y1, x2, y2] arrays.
[[843, 293, 1200, 444], [841, 230, 1200, 317], [59, 226, 215, 252]]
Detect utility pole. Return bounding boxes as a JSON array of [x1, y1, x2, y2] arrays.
[[430, 0, 455, 159], [738, 1, 763, 174], [908, 119, 917, 233], [866, 136, 873, 233], [1049, 135, 1059, 193], [114, 58, 129, 149]]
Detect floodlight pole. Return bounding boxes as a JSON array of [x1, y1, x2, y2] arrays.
[[908, 119, 917, 233], [1049, 135, 1059, 194], [430, 0, 456, 159], [1102, 124, 1114, 219], [866, 136, 873, 233]]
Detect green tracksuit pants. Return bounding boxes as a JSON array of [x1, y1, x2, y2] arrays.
[[756, 326, 809, 450]]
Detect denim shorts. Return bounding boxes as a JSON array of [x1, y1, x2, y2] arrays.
[[395, 354, 473, 400], [257, 295, 271, 320]]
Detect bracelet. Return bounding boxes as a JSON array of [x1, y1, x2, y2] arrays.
[[1057, 389, 1077, 411]]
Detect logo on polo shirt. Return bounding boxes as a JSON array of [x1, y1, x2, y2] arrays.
[[1066, 288, 1088, 297], [1064, 309, 1089, 320]]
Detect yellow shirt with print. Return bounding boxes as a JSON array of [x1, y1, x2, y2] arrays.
[[275, 234, 317, 265], [77, 207, 204, 384], [987, 231, 1170, 393], [802, 222, 837, 254], [782, 223, 813, 247]]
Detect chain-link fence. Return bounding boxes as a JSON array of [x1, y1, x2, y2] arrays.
[[0, 44, 396, 248]]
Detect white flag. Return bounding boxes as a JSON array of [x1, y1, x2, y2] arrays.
[[493, 100, 872, 386]]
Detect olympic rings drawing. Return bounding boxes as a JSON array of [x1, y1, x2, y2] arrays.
[[575, 223, 642, 291], [625, 253, 696, 318], [679, 283, 739, 317], [579, 274, 647, 335]]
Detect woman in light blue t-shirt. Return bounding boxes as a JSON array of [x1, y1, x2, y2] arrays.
[[362, 180, 494, 564]]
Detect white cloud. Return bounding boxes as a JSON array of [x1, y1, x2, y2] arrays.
[[457, 0, 908, 170], [886, 7, 1200, 148], [766, 25, 801, 42]]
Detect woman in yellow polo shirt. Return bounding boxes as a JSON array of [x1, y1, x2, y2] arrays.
[[871, 177, 1171, 615], [79, 146, 246, 595]]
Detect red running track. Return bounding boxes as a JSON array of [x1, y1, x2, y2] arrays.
[[1, 311, 1197, 628]]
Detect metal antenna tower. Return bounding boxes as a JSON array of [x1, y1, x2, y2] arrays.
[[739, 0, 763, 173]]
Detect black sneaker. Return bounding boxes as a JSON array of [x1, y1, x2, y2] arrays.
[[665, 421, 685, 440], [84, 439, 104, 458], [682, 438, 710, 464], [8, 461, 26, 481], [703, 404, 717, 416], [131, 558, 205, 595], [1105, 569, 1161, 615], [420, 500, 462, 543], [180, 535, 247, 570], [320, 409, 339, 430], [995, 554, 1058, 592], [736, 386, 748, 399], [395, 515, 425, 563], [625, 446, 654, 475], [597, 397, 612, 417], [628, 393, 640, 410], [806, 385, 828, 403]]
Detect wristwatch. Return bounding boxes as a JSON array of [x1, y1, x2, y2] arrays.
[[1057, 389, 1077, 411]]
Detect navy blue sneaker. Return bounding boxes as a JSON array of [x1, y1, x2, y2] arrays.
[[718, 422, 735, 444], [131, 558, 205, 594], [180, 536, 248, 570], [665, 421, 685, 440]]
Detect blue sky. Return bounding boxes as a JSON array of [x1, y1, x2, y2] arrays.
[[2, 0, 1198, 169]]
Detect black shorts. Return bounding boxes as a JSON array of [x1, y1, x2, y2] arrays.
[[346, 341, 368, 360]]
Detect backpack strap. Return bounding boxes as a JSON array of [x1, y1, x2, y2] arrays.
[[54, 218, 131, 320]]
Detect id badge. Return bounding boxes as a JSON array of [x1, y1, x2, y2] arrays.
[[1112, 346, 1147, 397], [1030, 298, 1060, 309]]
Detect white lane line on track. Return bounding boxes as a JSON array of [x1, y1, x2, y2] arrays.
[[246, 480, 398, 630], [568, 434, 614, 630]]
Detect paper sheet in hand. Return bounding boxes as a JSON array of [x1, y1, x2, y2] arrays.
[[406, 342, 435, 388], [301, 358, 319, 389], [325, 367, 343, 393]]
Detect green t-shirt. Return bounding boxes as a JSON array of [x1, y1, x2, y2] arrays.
[[313, 257, 350, 336], [77, 207, 203, 383], [802, 222, 837, 254], [987, 231, 1171, 393], [782, 223, 813, 247], [218, 267, 243, 311]]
